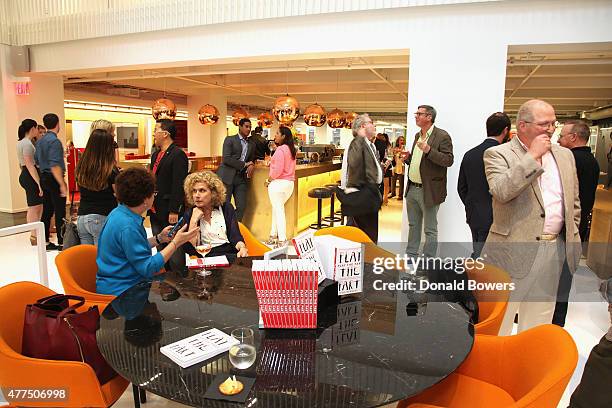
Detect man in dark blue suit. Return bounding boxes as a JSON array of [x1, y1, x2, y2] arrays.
[[216, 118, 255, 221], [458, 112, 511, 258]]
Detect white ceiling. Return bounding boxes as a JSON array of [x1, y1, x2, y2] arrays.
[[63, 42, 612, 124]]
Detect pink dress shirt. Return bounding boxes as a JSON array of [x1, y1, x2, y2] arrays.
[[269, 144, 296, 181], [518, 137, 565, 234]]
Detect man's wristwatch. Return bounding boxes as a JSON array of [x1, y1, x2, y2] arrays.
[[155, 234, 162, 245]]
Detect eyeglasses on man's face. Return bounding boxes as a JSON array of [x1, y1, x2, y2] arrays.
[[414, 112, 431, 117], [523, 120, 560, 130]]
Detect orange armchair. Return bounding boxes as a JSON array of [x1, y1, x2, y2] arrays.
[[55, 244, 115, 304], [314, 226, 373, 243], [398, 324, 578, 408], [467, 264, 511, 335], [238, 222, 271, 256], [0, 281, 129, 407]]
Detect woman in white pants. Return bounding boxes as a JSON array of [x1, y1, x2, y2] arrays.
[[266, 126, 297, 246]]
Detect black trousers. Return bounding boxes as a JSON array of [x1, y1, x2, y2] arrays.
[[40, 173, 66, 244], [569, 332, 612, 408], [469, 226, 489, 259], [225, 177, 248, 222], [349, 212, 379, 244], [150, 212, 186, 273]]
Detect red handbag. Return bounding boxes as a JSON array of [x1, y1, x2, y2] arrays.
[[21, 294, 117, 384]]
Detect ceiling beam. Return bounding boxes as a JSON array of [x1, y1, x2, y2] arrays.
[[505, 63, 542, 103], [173, 76, 275, 100], [360, 57, 408, 100], [507, 58, 612, 66], [64, 62, 410, 84]]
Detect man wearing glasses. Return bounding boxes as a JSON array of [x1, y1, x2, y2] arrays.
[[482, 99, 582, 335], [404, 105, 454, 261], [552, 120, 599, 327], [148, 119, 189, 273]]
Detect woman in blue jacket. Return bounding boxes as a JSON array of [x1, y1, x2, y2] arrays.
[[96, 167, 199, 296]]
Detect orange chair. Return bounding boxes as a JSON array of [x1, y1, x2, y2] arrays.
[[398, 324, 578, 408], [314, 226, 373, 243], [55, 244, 115, 304], [0, 281, 129, 407], [238, 222, 271, 256], [467, 264, 511, 335]]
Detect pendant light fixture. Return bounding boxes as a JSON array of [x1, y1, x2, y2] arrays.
[[231, 107, 250, 126], [258, 112, 274, 128], [273, 64, 300, 126], [151, 98, 177, 120], [303, 103, 327, 127], [198, 104, 220, 125]]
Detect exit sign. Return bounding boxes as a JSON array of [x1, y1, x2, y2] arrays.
[[14, 82, 30, 95]]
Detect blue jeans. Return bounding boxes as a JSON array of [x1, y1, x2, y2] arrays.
[[77, 214, 107, 246]]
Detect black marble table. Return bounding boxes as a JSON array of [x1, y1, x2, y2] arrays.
[[97, 245, 474, 407]]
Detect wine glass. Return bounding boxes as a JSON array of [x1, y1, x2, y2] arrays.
[[228, 328, 256, 369], [195, 237, 213, 277]]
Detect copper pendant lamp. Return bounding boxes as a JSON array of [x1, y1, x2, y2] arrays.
[[303, 104, 327, 127], [344, 111, 357, 129], [231, 107, 250, 126], [257, 112, 274, 128], [151, 98, 177, 120], [327, 108, 346, 129], [198, 104, 220, 125], [273, 95, 300, 126]]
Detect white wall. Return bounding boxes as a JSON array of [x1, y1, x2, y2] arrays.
[[187, 92, 227, 157], [0, 45, 65, 212]]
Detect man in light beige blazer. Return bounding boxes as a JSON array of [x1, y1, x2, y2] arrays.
[[482, 99, 581, 335]]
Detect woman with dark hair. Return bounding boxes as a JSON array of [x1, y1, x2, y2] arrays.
[[75, 129, 118, 245], [17, 119, 43, 245], [375, 133, 393, 205], [265, 126, 297, 246], [96, 167, 199, 296]]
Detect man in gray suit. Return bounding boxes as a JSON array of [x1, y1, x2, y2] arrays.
[[216, 118, 255, 221], [404, 105, 454, 259], [482, 99, 581, 335]]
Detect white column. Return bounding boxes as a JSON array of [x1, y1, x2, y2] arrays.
[[187, 90, 227, 157], [0, 45, 65, 213], [402, 39, 508, 243]]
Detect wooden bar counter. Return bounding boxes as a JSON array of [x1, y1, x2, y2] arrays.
[[587, 185, 612, 277], [242, 161, 342, 241]]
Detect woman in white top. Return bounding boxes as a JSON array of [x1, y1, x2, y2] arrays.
[[182, 171, 248, 258], [16, 119, 43, 245]]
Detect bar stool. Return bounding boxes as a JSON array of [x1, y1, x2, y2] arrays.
[[323, 184, 343, 227], [308, 187, 332, 230]]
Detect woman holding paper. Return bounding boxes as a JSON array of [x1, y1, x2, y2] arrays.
[[182, 171, 248, 258], [264, 126, 297, 246]]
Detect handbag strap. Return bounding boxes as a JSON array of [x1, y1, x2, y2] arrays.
[[35, 294, 86, 319]]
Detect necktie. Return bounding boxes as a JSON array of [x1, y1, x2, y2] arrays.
[[150, 150, 166, 214]]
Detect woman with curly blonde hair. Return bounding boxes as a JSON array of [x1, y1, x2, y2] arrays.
[[181, 171, 248, 257]]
